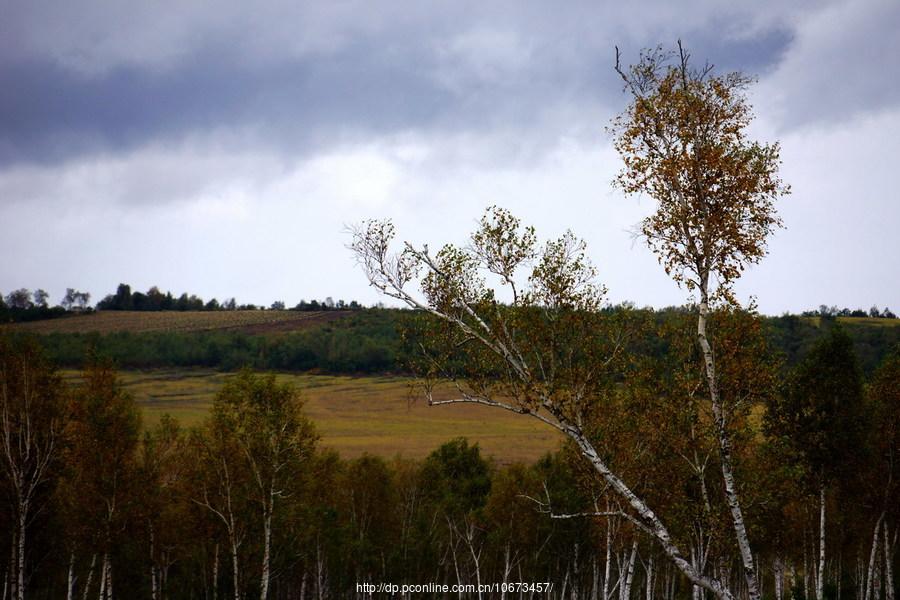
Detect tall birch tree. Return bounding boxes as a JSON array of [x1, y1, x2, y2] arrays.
[[352, 206, 759, 600], [0, 337, 65, 600], [611, 42, 789, 600], [213, 370, 317, 600], [65, 359, 141, 600]]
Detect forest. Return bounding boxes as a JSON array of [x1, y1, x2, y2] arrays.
[[1, 310, 898, 599], [12, 308, 897, 378]]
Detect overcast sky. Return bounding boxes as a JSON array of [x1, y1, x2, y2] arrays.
[[2, 0, 898, 314]]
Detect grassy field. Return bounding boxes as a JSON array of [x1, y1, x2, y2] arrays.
[[802, 316, 900, 328], [6, 310, 346, 334], [60, 369, 563, 464]]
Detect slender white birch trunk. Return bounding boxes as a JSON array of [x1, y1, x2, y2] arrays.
[[604, 523, 612, 600], [621, 540, 638, 600], [573, 542, 580, 600], [866, 514, 885, 600], [569, 432, 734, 600], [260, 505, 272, 600], [82, 553, 97, 600], [885, 521, 895, 600], [698, 295, 760, 600], [106, 559, 113, 600], [212, 543, 219, 600], [501, 544, 511, 600], [66, 552, 76, 600], [231, 541, 240, 600], [774, 556, 784, 600], [97, 554, 108, 600], [15, 502, 25, 600], [818, 485, 826, 600], [468, 524, 483, 600], [150, 523, 159, 600], [875, 558, 883, 600], [646, 555, 654, 600]]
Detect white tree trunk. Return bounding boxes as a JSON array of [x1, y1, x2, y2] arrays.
[[698, 297, 760, 600], [106, 558, 113, 600], [885, 521, 896, 600], [15, 504, 25, 600], [231, 541, 240, 600], [572, 542, 581, 600], [818, 486, 826, 600], [604, 523, 612, 600], [97, 554, 108, 600], [467, 523, 483, 600], [260, 507, 272, 600], [646, 555, 654, 600], [212, 543, 219, 600], [66, 552, 76, 600], [150, 524, 159, 600], [866, 514, 885, 600], [81, 554, 97, 600], [774, 556, 784, 600], [570, 432, 735, 600], [501, 544, 511, 600], [621, 540, 638, 600]]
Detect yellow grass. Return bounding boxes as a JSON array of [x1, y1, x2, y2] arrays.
[[802, 316, 900, 328], [60, 369, 564, 464], [836, 316, 900, 327], [5, 310, 332, 334]]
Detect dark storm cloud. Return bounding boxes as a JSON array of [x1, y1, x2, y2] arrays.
[[0, 43, 457, 166], [0, 1, 797, 169]]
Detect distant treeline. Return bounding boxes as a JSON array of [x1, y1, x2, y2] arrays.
[[28, 308, 900, 377], [1, 283, 365, 322], [95, 283, 364, 312], [802, 304, 897, 319], [40, 310, 401, 373]]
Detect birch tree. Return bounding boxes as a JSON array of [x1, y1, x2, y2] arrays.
[[213, 370, 317, 600], [352, 207, 756, 600], [192, 415, 250, 600], [766, 326, 867, 600], [866, 350, 900, 600], [139, 415, 189, 600], [0, 337, 65, 600], [65, 359, 141, 600], [611, 42, 789, 600]]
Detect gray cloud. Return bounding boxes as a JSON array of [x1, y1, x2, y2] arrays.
[[1, 0, 896, 313], [757, 0, 900, 130], [1, 1, 799, 169]]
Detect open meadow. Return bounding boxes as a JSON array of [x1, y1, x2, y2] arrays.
[[60, 368, 563, 463]]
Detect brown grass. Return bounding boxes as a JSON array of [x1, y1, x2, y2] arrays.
[[5, 310, 346, 335], [60, 369, 563, 464]]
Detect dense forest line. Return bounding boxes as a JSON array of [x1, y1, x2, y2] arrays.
[[0, 284, 364, 323], [20, 308, 900, 377], [1, 315, 898, 599]]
